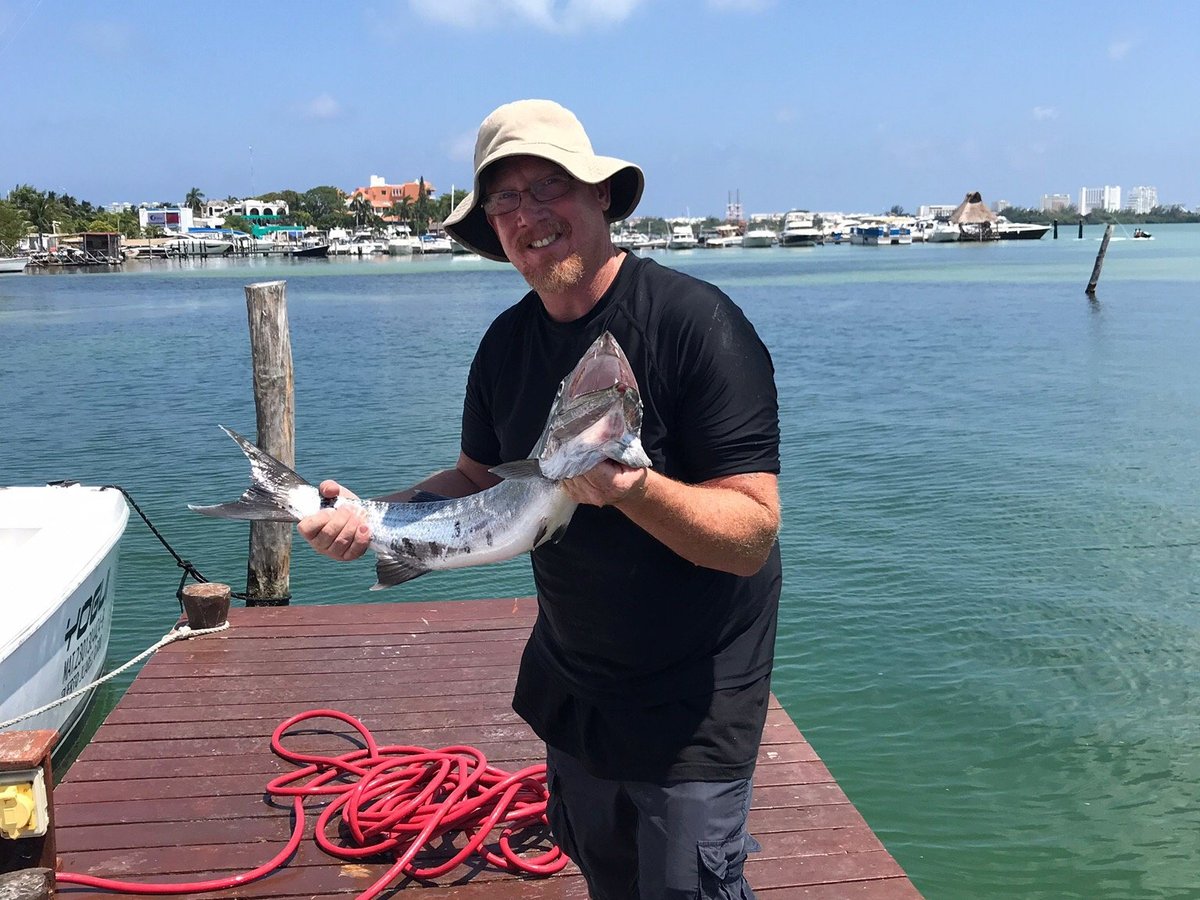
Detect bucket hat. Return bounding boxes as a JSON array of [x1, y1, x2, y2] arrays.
[[443, 99, 644, 262]]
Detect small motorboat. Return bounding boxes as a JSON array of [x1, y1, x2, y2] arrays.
[[0, 256, 30, 273], [0, 484, 128, 745], [1132, 228, 1152, 240]]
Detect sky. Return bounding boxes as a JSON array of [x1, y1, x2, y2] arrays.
[[2, 1, 1197, 218]]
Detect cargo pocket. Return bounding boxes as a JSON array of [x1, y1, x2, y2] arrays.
[[696, 832, 761, 899]]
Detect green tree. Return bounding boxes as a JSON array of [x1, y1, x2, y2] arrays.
[[888, 204, 906, 216], [223, 214, 255, 235], [349, 194, 377, 230], [302, 186, 351, 230], [185, 187, 205, 215], [24, 192, 60, 249], [412, 177, 432, 236], [0, 199, 29, 251]]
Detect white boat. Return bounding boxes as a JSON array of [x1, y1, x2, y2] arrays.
[[741, 227, 775, 248], [849, 225, 888, 245], [386, 226, 420, 255], [778, 210, 822, 247], [705, 225, 743, 249], [925, 220, 961, 243], [416, 233, 453, 254], [1, 484, 128, 744], [667, 224, 698, 250], [172, 235, 233, 256], [995, 218, 1051, 240], [0, 256, 29, 273]]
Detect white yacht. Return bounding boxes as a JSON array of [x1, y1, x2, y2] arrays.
[[925, 220, 961, 243], [386, 225, 420, 255], [777, 210, 822, 247], [667, 224, 698, 250], [705, 225, 743, 248], [0, 256, 29, 273], [741, 227, 775, 248], [416, 233, 453, 254]]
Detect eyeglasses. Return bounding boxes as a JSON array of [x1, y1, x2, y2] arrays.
[[481, 174, 574, 217]]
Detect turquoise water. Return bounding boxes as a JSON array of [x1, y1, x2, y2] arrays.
[[2, 228, 1198, 898]]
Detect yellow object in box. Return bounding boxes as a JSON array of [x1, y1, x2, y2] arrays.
[[0, 768, 48, 839]]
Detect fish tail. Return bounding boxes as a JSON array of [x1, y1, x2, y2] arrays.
[[188, 426, 311, 522]]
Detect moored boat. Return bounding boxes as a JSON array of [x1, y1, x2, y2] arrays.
[[0, 256, 29, 273], [1, 484, 128, 747], [995, 218, 1051, 240], [416, 233, 453, 254], [741, 226, 775, 248], [778, 210, 822, 247], [925, 220, 961, 243], [667, 224, 698, 250]]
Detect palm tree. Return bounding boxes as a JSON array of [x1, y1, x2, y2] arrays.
[[350, 195, 376, 230], [185, 187, 205, 216], [25, 193, 59, 250]]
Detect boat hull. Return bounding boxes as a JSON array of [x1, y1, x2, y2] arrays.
[[1, 485, 128, 741], [0, 256, 29, 273]]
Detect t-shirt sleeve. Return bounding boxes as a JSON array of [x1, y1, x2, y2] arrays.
[[671, 289, 780, 481]]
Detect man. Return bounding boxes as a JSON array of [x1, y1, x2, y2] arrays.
[[299, 99, 782, 899]]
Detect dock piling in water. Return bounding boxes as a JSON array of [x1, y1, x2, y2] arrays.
[[243, 281, 295, 605], [1086, 225, 1114, 296]]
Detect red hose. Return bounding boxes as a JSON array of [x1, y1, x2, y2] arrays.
[[58, 709, 566, 897]]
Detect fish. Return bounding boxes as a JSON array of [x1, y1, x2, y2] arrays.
[[189, 331, 651, 589]]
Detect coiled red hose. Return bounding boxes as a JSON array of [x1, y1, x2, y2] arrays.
[[58, 708, 566, 897]]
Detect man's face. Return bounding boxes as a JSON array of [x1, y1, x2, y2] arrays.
[[483, 155, 612, 295]]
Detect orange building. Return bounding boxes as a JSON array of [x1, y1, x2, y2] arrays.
[[347, 175, 434, 222]]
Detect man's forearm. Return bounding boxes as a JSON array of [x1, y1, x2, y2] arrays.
[[614, 470, 779, 576]]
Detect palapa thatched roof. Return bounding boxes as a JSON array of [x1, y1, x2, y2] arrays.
[[950, 191, 998, 225]]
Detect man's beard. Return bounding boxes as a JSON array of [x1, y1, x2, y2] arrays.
[[524, 252, 585, 295]]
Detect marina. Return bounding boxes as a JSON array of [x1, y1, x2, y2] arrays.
[[2, 228, 1199, 898]]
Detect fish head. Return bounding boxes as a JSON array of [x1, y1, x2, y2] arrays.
[[533, 331, 652, 481]]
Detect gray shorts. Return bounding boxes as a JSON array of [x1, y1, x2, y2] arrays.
[[545, 745, 761, 899]]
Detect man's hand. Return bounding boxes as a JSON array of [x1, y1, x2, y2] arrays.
[[561, 461, 649, 508], [297, 480, 371, 561]]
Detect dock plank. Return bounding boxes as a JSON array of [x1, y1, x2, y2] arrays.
[[54, 600, 920, 897]]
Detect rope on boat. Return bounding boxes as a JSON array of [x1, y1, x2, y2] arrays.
[[57, 709, 566, 897], [0, 622, 229, 732]]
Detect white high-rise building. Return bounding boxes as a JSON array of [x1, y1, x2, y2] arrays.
[[1041, 193, 1072, 212], [1079, 185, 1121, 215], [1125, 186, 1158, 215]]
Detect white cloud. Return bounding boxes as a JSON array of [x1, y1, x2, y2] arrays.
[[408, 0, 645, 33], [302, 93, 342, 120], [1108, 40, 1132, 61], [1032, 106, 1059, 121]]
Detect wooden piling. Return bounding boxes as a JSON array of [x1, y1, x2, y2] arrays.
[[1052, 219, 1058, 239], [1078, 219, 1084, 240], [243, 281, 295, 605], [1086, 224, 1113, 296]]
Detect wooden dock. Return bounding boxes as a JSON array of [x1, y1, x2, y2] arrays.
[[53, 599, 920, 898]]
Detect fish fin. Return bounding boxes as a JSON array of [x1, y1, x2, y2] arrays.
[[372, 552, 430, 589], [489, 459, 544, 480], [532, 519, 571, 549], [188, 425, 309, 521]]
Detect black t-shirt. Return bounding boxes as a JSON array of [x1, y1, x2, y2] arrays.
[[462, 252, 782, 779]]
